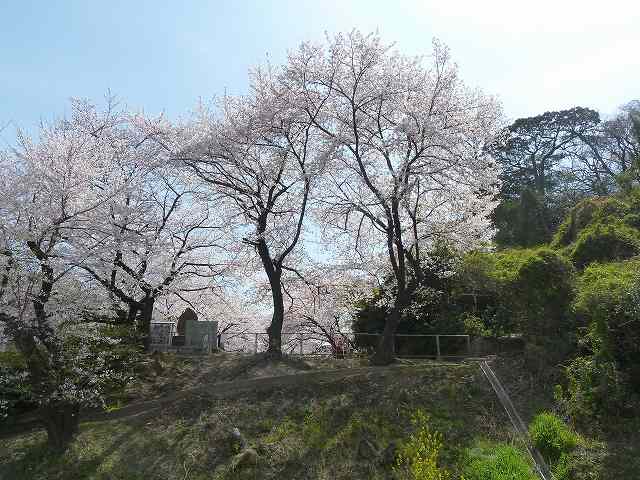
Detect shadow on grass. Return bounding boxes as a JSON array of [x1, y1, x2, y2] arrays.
[[0, 417, 200, 480]]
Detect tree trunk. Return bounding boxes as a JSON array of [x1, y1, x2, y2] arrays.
[[371, 308, 401, 365], [139, 295, 155, 351], [265, 268, 284, 358], [371, 289, 408, 366], [41, 401, 80, 452], [255, 232, 285, 358], [127, 302, 139, 326]]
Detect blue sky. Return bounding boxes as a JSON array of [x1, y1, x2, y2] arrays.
[[1, 0, 638, 146]]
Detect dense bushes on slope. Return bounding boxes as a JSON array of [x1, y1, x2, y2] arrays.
[[456, 248, 575, 349], [569, 223, 640, 268], [552, 191, 640, 267], [573, 260, 640, 391]]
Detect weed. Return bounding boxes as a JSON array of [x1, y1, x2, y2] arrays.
[[528, 412, 579, 464], [462, 442, 537, 480], [394, 409, 451, 480]]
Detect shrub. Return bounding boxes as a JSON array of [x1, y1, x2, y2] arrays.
[[394, 409, 450, 480], [0, 351, 33, 419], [528, 412, 578, 464], [553, 199, 601, 247], [462, 443, 536, 480], [569, 222, 640, 268], [623, 212, 640, 229], [462, 313, 491, 337], [574, 260, 640, 389], [550, 438, 606, 480], [513, 248, 575, 345], [455, 249, 536, 337], [552, 197, 631, 248], [457, 248, 575, 359], [559, 356, 626, 421]]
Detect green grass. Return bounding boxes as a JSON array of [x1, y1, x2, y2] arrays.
[[462, 441, 537, 480], [3, 355, 631, 479], [1, 362, 517, 480]]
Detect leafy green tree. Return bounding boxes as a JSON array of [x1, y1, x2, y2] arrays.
[[488, 107, 601, 246], [492, 187, 550, 247], [351, 245, 464, 355]]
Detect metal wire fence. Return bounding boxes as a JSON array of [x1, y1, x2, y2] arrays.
[[219, 331, 475, 359]]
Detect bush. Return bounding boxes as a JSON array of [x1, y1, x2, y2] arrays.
[[462, 313, 490, 337], [559, 356, 626, 421], [552, 197, 631, 248], [462, 443, 536, 480], [553, 199, 602, 247], [457, 248, 575, 359], [0, 351, 33, 419], [528, 412, 578, 464], [569, 222, 640, 268], [513, 249, 576, 362], [550, 438, 606, 480], [454, 249, 535, 337], [574, 260, 640, 389]]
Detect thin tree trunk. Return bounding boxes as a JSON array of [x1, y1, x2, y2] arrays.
[[371, 284, 408, 365], [254, 230, 285, 358], [138, 295, 155, 351], [127, 302, 139, 325], [371, 300, 404, 365], [41, 401, 80, 452], [265, 268, 284, 358]]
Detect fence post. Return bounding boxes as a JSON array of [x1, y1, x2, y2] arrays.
[[435, 335, 441, 360], [466, 335, 471, 357], [254, 333, 258, 354], [299, 335, 304, 355]]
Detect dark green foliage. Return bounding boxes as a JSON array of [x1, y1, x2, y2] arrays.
[[488, 107, 602, 248], [492, 189, 550, 247], [623, 212, 640, 229], [351, 288, 387, 351], [559, 356, 626, 421], [0, 350, 33, 419], [551, 190, 640, 268], [528, 412, 578, 464], [0, 322, 142, 423], [552, 197, 629, 247], [546, 204, 640, 423], [511, 249, 575, 370], [573, 260, 640, 390], [459, 248, 574, 340], [454, 248, 576, 370], [512, 249, 575, 339], [453, 249, 533, 337], [352, 244, 466, 356]]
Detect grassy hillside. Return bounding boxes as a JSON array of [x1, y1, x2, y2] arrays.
[[1, 354, 526, 480]]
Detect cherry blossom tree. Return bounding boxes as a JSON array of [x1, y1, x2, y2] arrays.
[[279, 31, 503, 364], [180, 70, 333, 357], [282, 265, 371, 355], [78, 163, 233, 349], [0, 97, 146, 449]]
